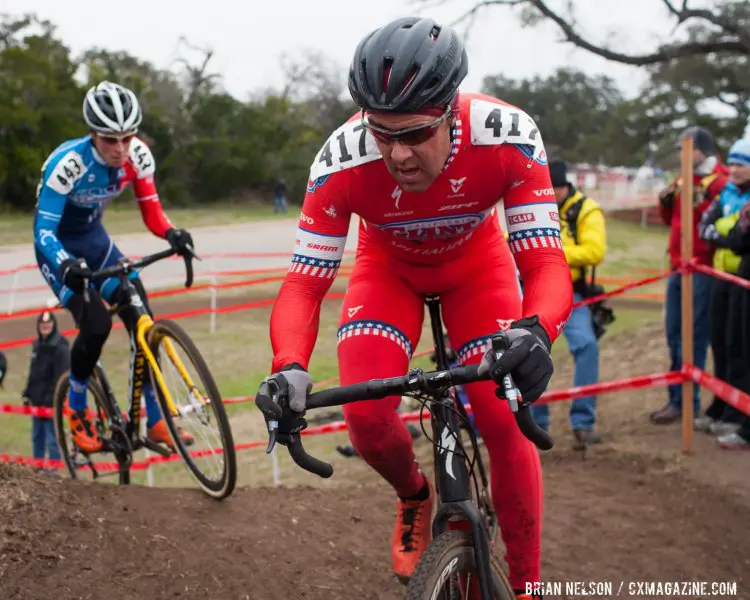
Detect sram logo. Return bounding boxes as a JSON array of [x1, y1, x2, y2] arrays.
[[507, 212, 536, 225], [306, 243, 338, 252], [533, 188, 554, 197]]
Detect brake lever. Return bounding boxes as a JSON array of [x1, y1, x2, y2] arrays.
[[255, 378, 284, 454], [185, 244, 201, 261], [490, 333, 554, 450], [490, 333, 519, 409], [82, 278, 91, 304]]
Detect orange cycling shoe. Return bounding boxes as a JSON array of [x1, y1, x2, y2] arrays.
[[392, 477, 434, 583], [147, 420, 195, 450], [67, 406, 103, 453]]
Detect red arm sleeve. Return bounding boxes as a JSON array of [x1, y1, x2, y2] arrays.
[[499, 145, 573, 343], [133, 174, 173, 238], [270, 173, 352, 372]]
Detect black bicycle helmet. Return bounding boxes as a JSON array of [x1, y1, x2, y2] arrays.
[[348, 16, 468, 113], [83, 81, 142, 134]]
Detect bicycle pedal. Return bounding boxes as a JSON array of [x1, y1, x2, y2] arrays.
[[142, 437, 174, 457]]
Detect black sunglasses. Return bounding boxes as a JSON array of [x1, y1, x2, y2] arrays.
[[361, 107, 452, 146]]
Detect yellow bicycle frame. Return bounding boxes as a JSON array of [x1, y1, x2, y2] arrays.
[[135, 315, 202, 417]]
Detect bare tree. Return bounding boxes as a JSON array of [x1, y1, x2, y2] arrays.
[[277, 49, 356, 132], [170, 37, 222, 112], [415, 0, 750, 65]]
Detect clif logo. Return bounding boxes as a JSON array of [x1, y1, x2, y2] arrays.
[[508, 213, 536, 225]]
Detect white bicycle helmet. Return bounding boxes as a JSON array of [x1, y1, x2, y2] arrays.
[[83, 81, 142, 134]]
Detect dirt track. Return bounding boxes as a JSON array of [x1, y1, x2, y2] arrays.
[[2, 261, 748, 599], [0, 446, 747, 600]]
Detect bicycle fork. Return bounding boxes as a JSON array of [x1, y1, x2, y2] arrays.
[[430, 396, 495, 600]]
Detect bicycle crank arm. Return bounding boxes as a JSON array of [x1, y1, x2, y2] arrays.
[[141, 438, 174, 457]]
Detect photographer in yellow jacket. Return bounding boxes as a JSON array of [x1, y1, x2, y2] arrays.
[[530, 160, 608, 447]]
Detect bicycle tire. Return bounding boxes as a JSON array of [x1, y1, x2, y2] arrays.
[[147, 318, 237, 500], [52, 369, 131, 485], [405, 531, 514, 600]]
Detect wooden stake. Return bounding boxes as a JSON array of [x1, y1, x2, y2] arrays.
[[680, 135, 695, 456]]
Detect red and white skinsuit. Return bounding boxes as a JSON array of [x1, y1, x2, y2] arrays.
[[270, 92, 573, 588]]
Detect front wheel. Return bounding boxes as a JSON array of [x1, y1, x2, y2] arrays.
[[406, 531, 514, 600], [147, 318, 237, 500]]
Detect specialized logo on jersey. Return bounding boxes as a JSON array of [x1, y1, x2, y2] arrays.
[[377, 209, 492, 242], [392, 186, 403, 209], [469, 99, 546, 164], [505, 203, 562, 253], [308, 119, 382, 182]]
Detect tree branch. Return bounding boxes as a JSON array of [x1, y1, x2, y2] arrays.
[[526, 0, 750, 66], [447, 0, 523, 28]]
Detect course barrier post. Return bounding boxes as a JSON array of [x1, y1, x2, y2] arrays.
[[680, 134, 695, 455]]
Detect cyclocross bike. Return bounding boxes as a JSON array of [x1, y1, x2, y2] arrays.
[[53, 247, 237, 500], [257, 295, 553, 600]]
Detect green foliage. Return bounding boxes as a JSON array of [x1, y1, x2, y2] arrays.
[[474, 0, 750, 165], [0, 14, 352, 212], [4, 4, 748, 212], [482, 68, 636, 164], [482, 56, 749, 166]]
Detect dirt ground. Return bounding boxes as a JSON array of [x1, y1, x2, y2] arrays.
[[1, 297, 748, 599]]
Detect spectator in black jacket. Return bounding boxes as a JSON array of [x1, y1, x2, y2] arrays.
[[0, 351, 7, 388], [22, 311, 70, 467], [700, 153, 750, 450]]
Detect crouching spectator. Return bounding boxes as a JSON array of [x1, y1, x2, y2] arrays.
[[531, 160, 606, 446], [697, 137, 750, 436], [22, 311, 70, 469]]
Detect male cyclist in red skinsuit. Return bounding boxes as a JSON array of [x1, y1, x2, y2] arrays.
[[257, 16, 572, 597]]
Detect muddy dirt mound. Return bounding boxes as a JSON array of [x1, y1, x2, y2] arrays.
[[1, 447, 748, 600], [0, 463, 400, 600]]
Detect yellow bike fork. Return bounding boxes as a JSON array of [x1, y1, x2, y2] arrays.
[[135, 315, 204, 417]]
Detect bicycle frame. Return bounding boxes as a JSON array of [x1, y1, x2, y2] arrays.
[[261, 294, 553, 599], [424, 295, 496, 600], [96, 270, 198, 447]]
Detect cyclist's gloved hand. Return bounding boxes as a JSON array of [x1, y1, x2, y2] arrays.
[[60, 257, 92, 295], [479, 316, 553, 405], [166, 228, 194, 256], [255, 363, 313, 434]]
